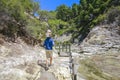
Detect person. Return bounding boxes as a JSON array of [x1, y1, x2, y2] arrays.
[[43, 29, 54, 69]]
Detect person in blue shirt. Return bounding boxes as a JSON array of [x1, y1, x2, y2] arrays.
[[44, 29, 54, 68]]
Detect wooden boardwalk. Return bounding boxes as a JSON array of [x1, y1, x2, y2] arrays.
[[32, 43, 78, 80], [55, 43, 77, 80]]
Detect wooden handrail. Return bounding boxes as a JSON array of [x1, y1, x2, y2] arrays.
[[55, 42, 71, 53]]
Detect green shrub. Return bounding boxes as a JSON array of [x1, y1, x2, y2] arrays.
[[107, 7, 120, 23]]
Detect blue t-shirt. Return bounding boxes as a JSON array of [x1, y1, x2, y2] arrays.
[[44, 37, 54, 50]]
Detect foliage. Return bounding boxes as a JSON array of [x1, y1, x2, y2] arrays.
[[107, 6, 120, 24], [0, 0, 34, 21], [32, 2, 39, 15], [37, 10, 49, 21], [71, 3, 79, 18], [0, 0, 43, 44], [48, 19, 70, 36], [1, 0, 120, 44], [55, 0, 120, 42], [56, 4, 72, 21], [37, 10, 56, 21]]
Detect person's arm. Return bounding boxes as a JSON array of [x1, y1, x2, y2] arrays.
[[52, 39, 54, 46]]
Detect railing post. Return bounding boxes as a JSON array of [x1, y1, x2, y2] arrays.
[[69, 44, 71, 53], [58, 43, 60, 55], [62, 43, 64, 52], [66, 43, 67, 52]]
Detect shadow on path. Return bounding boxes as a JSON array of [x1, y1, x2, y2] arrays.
[[37, 60, 49, 71], [37, 60, 57, 80]]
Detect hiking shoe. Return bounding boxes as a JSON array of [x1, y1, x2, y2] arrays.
[[45, 67, 49, 71], [48, 64, 54, 67]]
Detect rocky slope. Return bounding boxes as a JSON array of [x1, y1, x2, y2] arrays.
[[80, 24, 120, 54], [0, 37, 73, 80], [0, 38, 43, 80], [0, 24, 120, 80], [77, 24, 120, 80]]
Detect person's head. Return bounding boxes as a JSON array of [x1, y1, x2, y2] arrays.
[[46, 29, 52, 37], [47, 29, 51, 33]]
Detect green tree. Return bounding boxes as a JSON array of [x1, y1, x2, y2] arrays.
[[71, 3, 79, 18], [56, 4, 72, 21], [38, 10, 49, 21], [0, 0, 38, 38], [32, 2, 40, 15]]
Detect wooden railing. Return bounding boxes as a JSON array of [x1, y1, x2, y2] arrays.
[[55, 42, 77, 80], [55, 43, 71, 57]]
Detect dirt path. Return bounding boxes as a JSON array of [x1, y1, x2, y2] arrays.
[[37, 55, 72, 80], [38, 72, 57, 80]]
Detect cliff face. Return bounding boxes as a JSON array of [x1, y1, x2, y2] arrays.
[[0, 38, 44, 80], [77, 24, 120, 80], [80, 24, 120, 54]]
